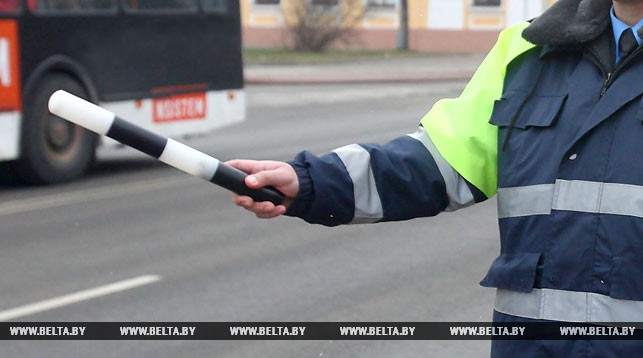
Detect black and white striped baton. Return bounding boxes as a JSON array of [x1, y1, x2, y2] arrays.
[[48, 90, 285, 205]]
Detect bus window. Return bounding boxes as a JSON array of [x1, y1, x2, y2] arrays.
[[201, 0, 226, 14], [30, 0, 117, 13], [0, 0, 18, 13], [124, 0, 198, 12]]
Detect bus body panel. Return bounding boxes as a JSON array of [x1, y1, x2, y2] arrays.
[[0, 111, 20, 160], [99, 88, 245, 148], [1, 1, 245, 175]]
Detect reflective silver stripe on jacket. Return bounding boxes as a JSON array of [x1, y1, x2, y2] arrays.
[[407, 127, 475, 212], [497, 180, 643, 219], [333, 144, 383, 224], [332, 127, 475, 223], [495, 288, 643, 325]]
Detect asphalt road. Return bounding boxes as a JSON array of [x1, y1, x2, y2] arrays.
[[0, 81, 500, 357]]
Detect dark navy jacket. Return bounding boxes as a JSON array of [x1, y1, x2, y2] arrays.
[[283, 0, 642, 356]]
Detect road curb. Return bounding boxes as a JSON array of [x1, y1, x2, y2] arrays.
[[244, 70, 475, 85]]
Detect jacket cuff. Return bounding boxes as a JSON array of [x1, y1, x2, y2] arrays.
[[284, 155, 313, 218]]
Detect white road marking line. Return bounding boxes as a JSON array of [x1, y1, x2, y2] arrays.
[[0, 175, 191, 217], [0, 275, 162, 321]]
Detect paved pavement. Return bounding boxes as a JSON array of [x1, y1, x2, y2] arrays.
[[1, 83, 497, 357], [244, 52, 487, 84]]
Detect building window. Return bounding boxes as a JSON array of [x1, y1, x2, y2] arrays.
[[311, 0, 338, 6], [367, 0, 396, 7], [254, 0, 279, 4], [473, 0, 501, 6], [202, 0, 226, 13], [122, 0, 198, 12]]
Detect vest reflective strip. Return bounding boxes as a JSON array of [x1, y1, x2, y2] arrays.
[[407, 128, 475, 211], [333, 144, 383, 224], [497, 180, 643, 219], [495, 288, 643, 325]]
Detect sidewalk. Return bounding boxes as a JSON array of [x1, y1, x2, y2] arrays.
[[244, 52, 486, 85]]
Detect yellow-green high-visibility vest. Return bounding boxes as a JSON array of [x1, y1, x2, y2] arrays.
[[420, 21, 536, 198]]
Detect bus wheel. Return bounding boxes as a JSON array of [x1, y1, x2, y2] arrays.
[[16, 74, 97, 184]]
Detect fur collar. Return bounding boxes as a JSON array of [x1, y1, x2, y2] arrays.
[[522, 0, 613, 46]]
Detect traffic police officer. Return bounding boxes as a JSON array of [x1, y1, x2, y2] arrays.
[[229, 0, 642, 355]]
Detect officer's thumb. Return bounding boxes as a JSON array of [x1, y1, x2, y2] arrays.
[[246, 168, 289, 190], [245, 175, 262, 189], [245, 171, 281, 189]]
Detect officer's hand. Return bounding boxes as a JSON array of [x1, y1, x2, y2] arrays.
[[225, 160, 299, 219]]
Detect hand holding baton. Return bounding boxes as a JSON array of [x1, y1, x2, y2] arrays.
[[48, 90, 285, 205]]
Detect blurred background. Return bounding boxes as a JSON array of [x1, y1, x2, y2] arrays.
[[242, 0, 554, 53]]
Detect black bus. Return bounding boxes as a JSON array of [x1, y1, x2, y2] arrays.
[[0, 0, 245, 183]]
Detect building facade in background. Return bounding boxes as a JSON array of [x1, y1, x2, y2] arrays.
[[241, 0, 557, 52]]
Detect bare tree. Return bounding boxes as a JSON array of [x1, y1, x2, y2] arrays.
[[284, 0, 365, 52]]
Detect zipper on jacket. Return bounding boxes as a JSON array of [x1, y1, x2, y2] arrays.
[[595, 46, 642, 97], [583, 45, 611, 96], [600, 72, 613, 96]]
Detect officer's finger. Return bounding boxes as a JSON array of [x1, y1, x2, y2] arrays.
[[254, 204, 287, 219], [227, 159, 263, 175], [246, 167, 293, 190], [231, 194, 253, 209], [231, 194, 286, 217]]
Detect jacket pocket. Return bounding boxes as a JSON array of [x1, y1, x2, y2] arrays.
[[489, 91, 567, 129], [480, 252, 542, 293], [610, 256, 643, 300]]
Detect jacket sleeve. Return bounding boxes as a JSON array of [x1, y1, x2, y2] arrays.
[[282, 22, 536, 226], [284, 126, 487, 226]]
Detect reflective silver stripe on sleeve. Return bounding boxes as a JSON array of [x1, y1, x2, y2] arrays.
[[407, 127, 475, 212], [497, 180, 643, 219], [332, 144, 383, 224], [495, 288, 643, 325]]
